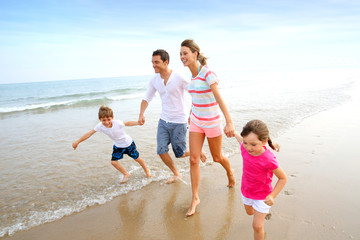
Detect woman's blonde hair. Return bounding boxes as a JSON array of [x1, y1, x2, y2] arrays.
[[181, 39, 208, 66]]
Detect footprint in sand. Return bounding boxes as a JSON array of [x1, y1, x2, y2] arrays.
[[265, 213, 272, 220], [284, 190, 295, 196]]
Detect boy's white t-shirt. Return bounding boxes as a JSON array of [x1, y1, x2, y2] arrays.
[[94, 120, 132, 148]]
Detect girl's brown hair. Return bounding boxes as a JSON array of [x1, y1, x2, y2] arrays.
[[181, 39, 208, 66], [98, 105, 113, 119], [240, 119, 276, 150]]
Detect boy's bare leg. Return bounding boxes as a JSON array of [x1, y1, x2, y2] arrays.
[[159, 153, 182, 184], [111, 161, 131, 183], [135, 157, 152, 178]]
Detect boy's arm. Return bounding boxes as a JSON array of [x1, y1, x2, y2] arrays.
[[264, 166, 287, 206], [124, 121, 141, 127], [234, 131, 243, 144], [72, 129, 96, 150]]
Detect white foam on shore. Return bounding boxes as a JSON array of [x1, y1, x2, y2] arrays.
[[0, 166, 182, 237]]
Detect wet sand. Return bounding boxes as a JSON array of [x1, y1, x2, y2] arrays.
[[3, 97, 360, 240]]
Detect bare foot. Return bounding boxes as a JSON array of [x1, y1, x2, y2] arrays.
[[165, 175, 182, 184], [186, 198, 200, 217], [227, 169, 236, 187], [200, 150, 207, 163], [145, 170, 152, 178], [120, 173, 131, 183]]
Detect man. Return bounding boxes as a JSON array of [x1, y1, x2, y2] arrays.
[[139, 49, 205, 184]]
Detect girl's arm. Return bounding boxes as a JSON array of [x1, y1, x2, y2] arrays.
[[210, 83, 235, 137], [72, 129, 96, 150], [264, 166, 287, 206], [124, 121, 141, 127], [234, 131, 243, 144]]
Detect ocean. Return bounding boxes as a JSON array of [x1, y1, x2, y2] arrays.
[[0, 72, 354, 237]]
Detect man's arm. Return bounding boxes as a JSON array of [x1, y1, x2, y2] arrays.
[[138, 100, 149, 125]]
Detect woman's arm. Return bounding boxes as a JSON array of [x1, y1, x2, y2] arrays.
[[210, 83, 235, 137]]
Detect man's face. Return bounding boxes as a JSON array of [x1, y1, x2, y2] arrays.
[[152, 55, 168, 73]]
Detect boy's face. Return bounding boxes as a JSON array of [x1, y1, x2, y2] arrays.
[[100, 116, 113, 128], [242, 132, 267, 156]]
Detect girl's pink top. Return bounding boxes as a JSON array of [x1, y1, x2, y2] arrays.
[[241, 143, 279, 200]]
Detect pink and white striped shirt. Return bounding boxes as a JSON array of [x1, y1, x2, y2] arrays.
[[188, 65, 221, 128]]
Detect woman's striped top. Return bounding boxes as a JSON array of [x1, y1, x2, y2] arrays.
[[188, 65, 221, 128]]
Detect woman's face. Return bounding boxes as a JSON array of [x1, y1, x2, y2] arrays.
[[180, 46, 197, 67]]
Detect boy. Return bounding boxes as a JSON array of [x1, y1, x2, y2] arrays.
[[72, 105, 151, 183]]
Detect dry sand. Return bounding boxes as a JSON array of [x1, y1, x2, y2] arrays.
[[3, 97, 360, 240]]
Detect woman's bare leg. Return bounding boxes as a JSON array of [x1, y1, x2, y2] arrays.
[[207, 135, 236, 187], [186, 132, 205, 216]]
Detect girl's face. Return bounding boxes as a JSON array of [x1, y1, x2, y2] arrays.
[[100, 116, 113, 128], [180, 46, 197, 67], [243, 132, 268, 156]]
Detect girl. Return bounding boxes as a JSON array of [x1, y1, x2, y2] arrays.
[[180, 39, 236, 217], [234, 120, 287, 240]]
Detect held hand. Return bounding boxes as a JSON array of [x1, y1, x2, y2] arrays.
[[273, 143, 280, 152], [224, 122, 235, 138], [264, 195, 274, 206], [138, 115, 145, 125]]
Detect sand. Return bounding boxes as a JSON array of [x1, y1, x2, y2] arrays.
[[3, 97, 360, 240]]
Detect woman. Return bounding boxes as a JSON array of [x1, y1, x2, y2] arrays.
[[180, 39, 236, 216]]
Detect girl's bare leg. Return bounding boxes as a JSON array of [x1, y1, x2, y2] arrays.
[[253, 210, 267, 240], [186, 132, 205, 216], [207, 135, 236, 187]]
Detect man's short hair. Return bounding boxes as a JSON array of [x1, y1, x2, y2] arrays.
[[152, 49, 170, 64]]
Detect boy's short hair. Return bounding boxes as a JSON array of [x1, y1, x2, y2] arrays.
[[98, 105, 113, 119], [152, 49, 170, 64]]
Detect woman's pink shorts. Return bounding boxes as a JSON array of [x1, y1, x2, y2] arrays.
[[189, 121, 222, 138]]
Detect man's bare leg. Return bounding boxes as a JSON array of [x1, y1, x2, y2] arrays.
[[159, 153, 182, 184]]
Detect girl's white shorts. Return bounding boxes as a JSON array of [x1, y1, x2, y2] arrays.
[[241, 194, 271, 214]]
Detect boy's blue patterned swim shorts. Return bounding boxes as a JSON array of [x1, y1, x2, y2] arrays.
[[111, 141, 139, 161]]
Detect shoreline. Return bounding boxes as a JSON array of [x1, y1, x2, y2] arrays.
[[3, 97, 360, 240]]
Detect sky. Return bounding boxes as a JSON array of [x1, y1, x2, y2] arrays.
[[0, 0, 359, 84]]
